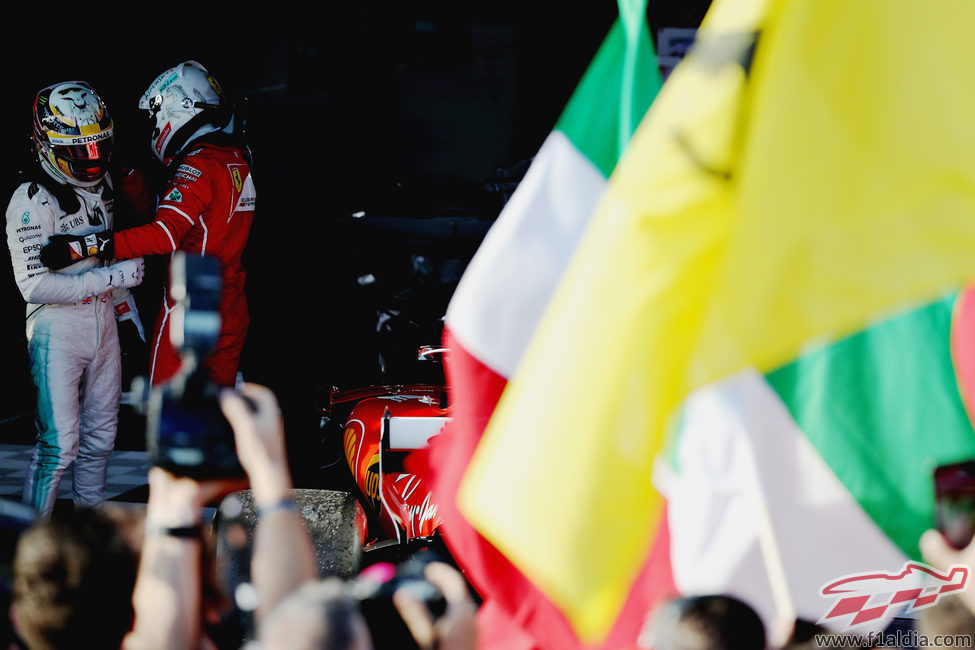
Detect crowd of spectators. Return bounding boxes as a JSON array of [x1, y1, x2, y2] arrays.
[[0, 383, 477, 650], [2, 382, 975, 649]]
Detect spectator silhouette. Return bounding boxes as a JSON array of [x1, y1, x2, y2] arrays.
[[639, 594, 766, 650], [11, 505, 139, 650]]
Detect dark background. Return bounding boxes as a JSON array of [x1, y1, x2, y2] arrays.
[[0, 2, 711, 484]]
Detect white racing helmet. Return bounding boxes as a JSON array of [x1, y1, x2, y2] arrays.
[[139, 60, 229, 164], [32, 81, 114, 187]]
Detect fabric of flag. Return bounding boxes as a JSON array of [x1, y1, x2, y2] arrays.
[[660, 289, 975, 636], [457, 0, 975, 643], [445, 0, 660, 378], [422, 1, 667, 647]]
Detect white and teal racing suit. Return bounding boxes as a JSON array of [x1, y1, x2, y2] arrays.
[[5, 171, 144, 517]]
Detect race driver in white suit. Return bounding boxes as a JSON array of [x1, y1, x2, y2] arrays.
[[5, 80, 145, 518]]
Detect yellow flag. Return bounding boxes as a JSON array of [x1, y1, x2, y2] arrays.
[[459, 0, 975, 642]]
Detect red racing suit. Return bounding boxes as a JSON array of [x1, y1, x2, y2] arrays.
[[115, 139, 255, 386]]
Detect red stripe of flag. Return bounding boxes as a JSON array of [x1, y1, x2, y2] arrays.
[[407, 327, 678, 649]]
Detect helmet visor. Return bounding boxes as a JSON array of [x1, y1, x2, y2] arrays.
[[51, 138, 114, 183]]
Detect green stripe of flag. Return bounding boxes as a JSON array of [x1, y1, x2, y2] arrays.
[[766, 291, 975, 558], [444, 2, 664, 381], [555, 2, 662, 178]]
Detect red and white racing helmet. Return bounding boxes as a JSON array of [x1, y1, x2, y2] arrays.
[[139, 60, 227, 164], [32, 81, 114, 187]]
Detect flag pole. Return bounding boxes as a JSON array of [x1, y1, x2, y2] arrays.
[[753, 487, 797, 646]]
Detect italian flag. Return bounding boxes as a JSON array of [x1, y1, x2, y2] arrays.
[[661, 289, 975, 637], [453, 0, 975, 645], [425, 0, 666, 647]]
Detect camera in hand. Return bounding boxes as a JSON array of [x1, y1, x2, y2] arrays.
[[144, 252, 244, 479], [350, 551, 448, 649]]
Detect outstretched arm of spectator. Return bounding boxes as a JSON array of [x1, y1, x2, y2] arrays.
[[123, 469, 243, 650], [920, 529, 975, 615], [220, 383, 319, 621], [393, 562, 478, 650]]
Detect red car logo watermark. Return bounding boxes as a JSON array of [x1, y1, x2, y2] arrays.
[[819, 562, 969, 630]]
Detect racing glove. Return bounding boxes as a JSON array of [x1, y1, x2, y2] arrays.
[[106, 257, 145, 291], [114, 290, 148, 401], [40, 231, 115, 270], [113, 292, 146, 343]]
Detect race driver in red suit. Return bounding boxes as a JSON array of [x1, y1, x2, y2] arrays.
[[40, 61, 255, 387]]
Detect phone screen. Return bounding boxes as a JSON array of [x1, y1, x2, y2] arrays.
[[934, 460, 975, 550]]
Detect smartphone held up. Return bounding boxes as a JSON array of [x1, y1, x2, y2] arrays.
[[934, 460, 975, 550]]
